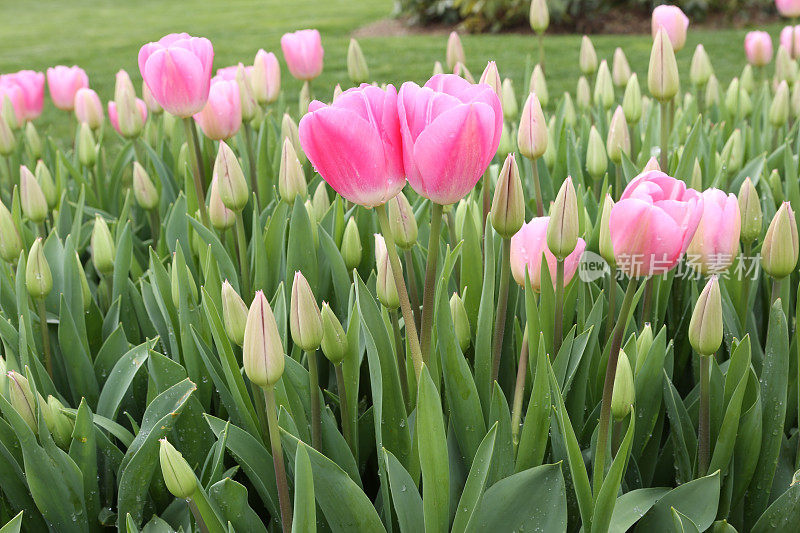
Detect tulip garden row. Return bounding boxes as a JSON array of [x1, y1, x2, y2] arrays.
[[0, 2, 799, 532]]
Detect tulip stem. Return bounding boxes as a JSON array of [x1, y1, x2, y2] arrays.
[[593, 276, 638, 496], [491, 238, 512, 384], [187, 490, 226, 533], [605, 267, 617, 344], [659, 101, 669, 171], [641, 277, 654, 325], [183, 118, 209, 227], [375, 204, 424, 379], [698, 353, 711, 477], [482, 172, 491, 233], [446, 210, 460, 286], [537, 33, 545, 71], [263, 386, 293, 533], [36, 297, 53, 379], [234, 211, 251, 300], [420, 202, 444, 366], [532, 160, 544, 217], [737, 243, 752, 331], [306, 349, 322, 451], [390, 309, 410, 411], [770, 277, 782, 306], [554, 259, 565, 355], [511, 326, 529, 448], [242, 121, 260, 209], [148, 208, 160, 249], [404, 249, 421, 330], [335, 364, 355, 458]]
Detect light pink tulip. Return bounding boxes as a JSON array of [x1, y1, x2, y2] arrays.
[[253, 49, 281, 104], [609, 170, 704, 277], [0, 79, 25, 127], [138, 32, 214, 117], [745, 31, 773, 67], [0, 71, 45, 121], [299, 84, 404, 207], [280, 30, 324, 81], [46, 65, 89, 111], [686, 189, 741, 275], [651, 5, 689, 52], [510, 217, 587, 291], [193, 79, 241, 140], [397, 74, 502, 205], [215, 64, 253, 82], [74, 88, 104, 129], [777, 0, 800, 18], [780, 25, 800, 58], [108, 99, 147, 136]]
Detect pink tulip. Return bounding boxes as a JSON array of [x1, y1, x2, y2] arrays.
[[397, 74, 502, 205], [0, 79, 25, 128], [138, 32, 214, 117], [215, 64, 253, 82], [299, 84, 404, 207], [745, 31, 773, 67], [74, 88, 104, 130], [252, 49, 281, 104], [777, 0, 800, 18], [510, 217, 587, 291], [686, 189, 741, 275], [651, 5, 689, 52], [609, 170, 704, 277], [780, 25, 800, 58], [46, 65, 89, 111], [280, 29, 324, 81], [0, 70, 45, 121], [193, 79, 241, 140], [108, 99, 147, 136]]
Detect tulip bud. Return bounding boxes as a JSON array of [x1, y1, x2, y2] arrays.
[[311, 183, 330, 223], [606, 106, 630, 164], [724, 78, 742, 116], [635, 323, 654, 373], [594, 60, 614, 110], [0, 200, 22, 263], [26, 238, 52, 299], [170, 253, 197, 307], [612, 47, 632, 88], [562, 92, 577, 126], [501, 78, 518, 121], [576, 76, 591, 110], [648, 28, 680, 102], [433, 61, 445, 76], [221, 280, 248, 346], [491, 154, 524, 239], [0, 115, 15, 156], [769, 169, 785, 205], [738, 177, 762, 244], [720, 129, 743, 175], [375, 234, 400, 309], [347, 38, 369, 84], [517, 93, 547, 160], [252, 49, 281, 105], [691, 159, 703, 191], [132, 161, 159, 210], [42, 396, 73, 449], [320, 302, 347, 365], [529, 0, 549, 33], [280, 113, 305, 163], [689, 276, 723, 356], [690, 44, 713, 87], [599, 194, 616, 267], [761, 202, 799, 279], [387, 192, 418, 249], [791, 81, 800, 119], [479, 61, 501, 98], [299, 81, 311, 116], [33, 161, 56, 210], [332, 84, 343, 101], [214, 141, 249, 212], [543, 116, 557, 170], [705, 74, 721, 108], [740, 64, 755, 94], [74, 89, 103, 130], [73, 253, 91, 311], [611, 349, 634, 419], [77, 123, 97, 167], [775, 45, 795, 86], [279, 138, 307, 205], [7, 371, 36, 433], [290, 271, 323, 351], [114, 70, 144, 138], [243, 291, 285, 388], [446, 32, 466, 71], [235, 65, 258, 122], [25, 122, 42, 159], [142, 81, 162, 114], [622, 73, 643, 125], [529, 64, 548, 108], [91, 215, 115, 276], [547, 177, 579, 259], [770, 80, 790, 127], [20, 165, 48, 224], [496, 123, 514, 160], [450, 292, 471, 352], [208, 177, 236, 231], [586, 126, 607, 180], [341, 217, 363, 271], [159, 438, 197, 499], [579, 35, 598, 76]]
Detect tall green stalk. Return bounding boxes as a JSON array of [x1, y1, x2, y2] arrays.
[[234, 211, 251, 300], [554, 259, 565, 355], [490, 238, 512, 384], [242, 121, 260, 208], [264, 386, 293, 533], [698, 354, 711, 476], [182, 118, 209, 226], [660, 101, 669, 171], [419, 202, 444, 366], [306, 349, 321, 451], [511, 327, 529, 447]]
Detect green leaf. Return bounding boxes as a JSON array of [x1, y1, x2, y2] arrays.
[[751, 477, 800, 533], [384, 448, 424, 533], [208, 477, 268, 533], [96, 340, 153, 420], [451, 423, 498, 533], [0, 511, 23, 533], [635, 471, 721, 531], [68, 399, 101, 533], [57, 294, 100, 406], [592, 412, 635, 533], [416, 365, 449, 533], [287, 197, 318, 291], [607, 487, 670, 533], [474, 225, 497, 418]]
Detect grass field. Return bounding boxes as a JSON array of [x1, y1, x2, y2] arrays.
[[0, 0, 786, 133]]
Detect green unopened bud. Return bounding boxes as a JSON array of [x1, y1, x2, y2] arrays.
[[215, 141, 249, 212], [612, 47, 632, 88], [611, 349, 634, 419], [529, 0, 549, 33], [770, 80, 790, 128], [159, 438, 198, 499], [562, 92, 576, 126], [320, 302, 347, 365], [449, 292, 471, 352], [208, 177, 235, 231], [0, 114, 14, 156], [2, 96, 19, 131], [689, 276, 723, 356], [547, 177, 579, 259], [491, 154, 524, 238], [635, 323, 654, 374], [388, 192, 418, 249], [303, 199, 320, 247], [290, 271, 323, 351], [78, 123, 97, 167], [792, 81, 800, 119], [599, 194, 616, 267], [720, 129, 743, 175], [74, 253, 91, 311], [0, 200, 22, 263], [375, 234, 400, 309], [606, 106, 630, 164], [543, 116, 557, 170], [622, 73, 643, 125], [518, 93, 547, 160], [341, 218, 362, 270], [576, 75, 591, 110], [454, 61, 475, 83], [446, 32, 465, 71], [244, 290, 285, 388], [499, 78, 518, 120], [479, 61, 501, 98], [724, 78, 742, 116], [455, 198, 482, 243], [299, 80, 311, 116], [133, 161, 159, 210], [280, 113, 305, 164], [170, 253, 197, 307], [26, 238, 52, 299], [738, 177, 762, 244], [579, 35, 598, 76], [347, 38, 369, 84], [34, 161, 57, 210], [594, 60, 614, 110], [496, 123, 514, 160], [25, 122, 42, 159], [586, 126, 607, 181], [690, 44, 713, 87], [235, 65, 258, 122], [691, 158, 703, 191], [279, 138, 307, 205], [221, 280, 248, 346], [529, 64, 548, 108], [740, 64, 755, 94], [310, 182, 330, 223], [648, 28, 680, 102], [761, 202, 799, 279], [332, 84, 343, 101], [91, 215, 115, 276], [769, 169, 784, 205], [43, 396, 73, 449], [705, 74, 721, 108], [114, 70, 143, 138], [7, 371, 36, 433], [20, 165, 47, 224], [433, 61, 445, 76]]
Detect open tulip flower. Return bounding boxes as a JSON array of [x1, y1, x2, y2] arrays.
[[510, 216, 586, 291], [651, 4, 689, 52], [281, 29, 324, 81], [744, 31, 773, 67], [780, 25, 800, 58], [193, 78, 242, 140], [0, 70, 45, 121], [46, 65, 89, 111]]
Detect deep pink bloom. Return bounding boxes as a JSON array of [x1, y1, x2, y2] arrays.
[[108, 98, 147, 136], [280, 29, 324, 81], [138, 32, 214, 117], [299, 84, 404, 207], [510, 217, 587, 291], [609, 170, 704, 277], [686, 188, 741, 275], [1, 70, 45, 121], [651, 5, 689, 51], [397, 74, 502, 205], [0, 79, 26, 127], [193, 79, 241, 140], [777, 0, 800, 18], [745, 31, 774, 67], [780, 25, 800, 58], [46, 65, 89, 111], [74, 88, 104, 129]]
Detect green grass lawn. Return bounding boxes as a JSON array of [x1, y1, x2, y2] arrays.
[[0, 0, 786, 136]]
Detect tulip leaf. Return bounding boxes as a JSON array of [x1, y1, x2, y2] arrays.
[[635, 471, 720, 531], [0, 511, 23, 533], [290, 444, 316, 533], [451, 423, 498, 533], [751, 477, 800, 533], [384, 448, 424, 533], [416, 365, 449, 533], [96, 339, 153, 420]]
